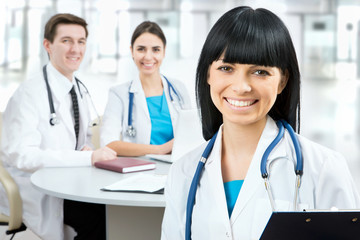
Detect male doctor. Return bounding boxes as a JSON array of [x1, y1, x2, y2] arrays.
[[0, 14, 116, 239]]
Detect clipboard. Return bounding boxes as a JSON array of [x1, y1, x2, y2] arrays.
[[260, 210, 360, 240]]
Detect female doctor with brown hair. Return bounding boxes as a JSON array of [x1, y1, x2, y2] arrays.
[[101, 21, 191, 156]]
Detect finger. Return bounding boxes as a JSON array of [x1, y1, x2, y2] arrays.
[[106, 147, 117, 155]]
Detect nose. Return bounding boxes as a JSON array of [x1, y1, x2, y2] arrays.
[[231, 73, 251, 94], [144, 49, 153, 60], [70, 42, 80, 53]]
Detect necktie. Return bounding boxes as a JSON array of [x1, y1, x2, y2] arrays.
[[70, 86, 79, 149]]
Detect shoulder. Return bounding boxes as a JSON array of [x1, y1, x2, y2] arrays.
[[165, 77, 186, 89], [297, 134, 343, 159], [11, 72, 46, 104], [294, 134, 347, 172], [108, 82, 132, 96], [169, 142, 207, 180], [166, 142, 207, 203]]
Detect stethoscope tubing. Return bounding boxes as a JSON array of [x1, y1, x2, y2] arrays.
[[126, 75, 182, 137], [185, 120, 303, 240], [185, 131, 218, 240], [260, 120, 285, 178], [43, 64, 99, 126], [43, 66, 56, 117], [280, 120, 303, 174]]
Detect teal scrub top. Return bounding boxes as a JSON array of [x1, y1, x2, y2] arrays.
[[146, 91, 174, 145], [224, 180, 244, 217]]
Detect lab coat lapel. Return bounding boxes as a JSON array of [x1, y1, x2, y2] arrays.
[[77, 84, 89, 149], [47, 68, 76, 141], [130, 76, 150, 121], [204, 127, 232, 223], [230, 118, 285, 223], [162, 76, 179, 131]]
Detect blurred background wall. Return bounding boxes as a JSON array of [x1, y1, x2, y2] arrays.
[[1, 0, 360, 184]]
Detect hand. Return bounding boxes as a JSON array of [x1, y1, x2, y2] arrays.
[[81, 145, 93, 151], [91, 146, 117, 165], [156, 139, 174, 155]]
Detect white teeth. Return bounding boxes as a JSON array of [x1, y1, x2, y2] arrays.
[[144, 63, 153, 67], [227, 99, 253, 107]]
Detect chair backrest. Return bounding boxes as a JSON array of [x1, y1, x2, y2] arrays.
[[0, 111, 2, 146], [91, 117, 102, 149], [0, 112, 26, 233]]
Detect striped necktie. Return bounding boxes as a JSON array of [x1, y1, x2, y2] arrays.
[[70, 86, 79, 149]]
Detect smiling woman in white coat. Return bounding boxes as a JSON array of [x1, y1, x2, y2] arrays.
[[161, 6, 360, 240], [101, 21, 190, 156]]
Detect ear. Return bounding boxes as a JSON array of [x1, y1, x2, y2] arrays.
[[130, 45, 134, 59], [277, 70, 289, 94], [43, 39, 51, 54]]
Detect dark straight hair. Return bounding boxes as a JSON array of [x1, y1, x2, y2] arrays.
[[196, 6, 301, 140], [44, 13, 88, 43], [131, 21, 166, 47]]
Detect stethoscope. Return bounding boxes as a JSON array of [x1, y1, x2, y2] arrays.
[[125, 75, 183, 138], [43, 65, 100, 127], [185, 120, 303, 240]]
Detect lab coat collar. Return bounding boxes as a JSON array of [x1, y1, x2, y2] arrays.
[[128, 74, 168, 94], [128, 74, 171, 122], [204, 117, 287, 223], [231, 117, 287, 223], [46, 63, 81, 145], [129, 75, 142, 93], [205, 117, 286, 165], [46, 63, 76, 100]]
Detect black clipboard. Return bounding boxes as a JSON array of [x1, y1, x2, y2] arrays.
[[260, 211, 360, 240]]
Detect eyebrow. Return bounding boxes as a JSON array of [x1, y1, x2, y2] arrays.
[[60, 36, 86, 41], [136, 45, 162, 48]]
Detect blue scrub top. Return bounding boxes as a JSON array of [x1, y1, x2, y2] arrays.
[[146, 91, 174, 145], [224, 180, 244, 217]]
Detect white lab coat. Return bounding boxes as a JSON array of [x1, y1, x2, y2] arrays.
[[161, 117, 360, 240], [0, 63, 93, 240], [100, 75, 191, 146]]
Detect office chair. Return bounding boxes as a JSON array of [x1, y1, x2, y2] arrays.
[[0, 112, 27, 236], [91, 117, 102, 149]]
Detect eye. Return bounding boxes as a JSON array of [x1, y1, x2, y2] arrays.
[[254, 70, 270, 76], [217, 65, 233, 73], [153, 48, 160, 52], [79, 40, 86, 45]]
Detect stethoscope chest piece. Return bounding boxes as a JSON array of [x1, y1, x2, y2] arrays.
[[126, 75, 182, 138], [49, 113, 59, 126], [126, 125, 136, 138], [43, 64, 100, 127]]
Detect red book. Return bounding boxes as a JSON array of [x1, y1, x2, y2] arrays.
[[95, 157, 156, 173]]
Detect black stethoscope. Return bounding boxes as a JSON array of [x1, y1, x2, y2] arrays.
[[185, 120, 303, 240], [125, 75, 183, 138], [42, 65, 100, 127]]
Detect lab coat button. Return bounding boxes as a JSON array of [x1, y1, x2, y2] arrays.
[[226, 232, 231, 238]]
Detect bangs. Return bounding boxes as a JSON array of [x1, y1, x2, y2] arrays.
[[211, 9, 288, 70]]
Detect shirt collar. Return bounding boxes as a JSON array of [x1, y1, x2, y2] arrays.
[[47, 63, 76, 99]]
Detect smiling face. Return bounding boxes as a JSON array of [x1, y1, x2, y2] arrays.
[[131, 32, 165, 77], [207, 59, 288, 128], [43, 24, 86, 81]]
